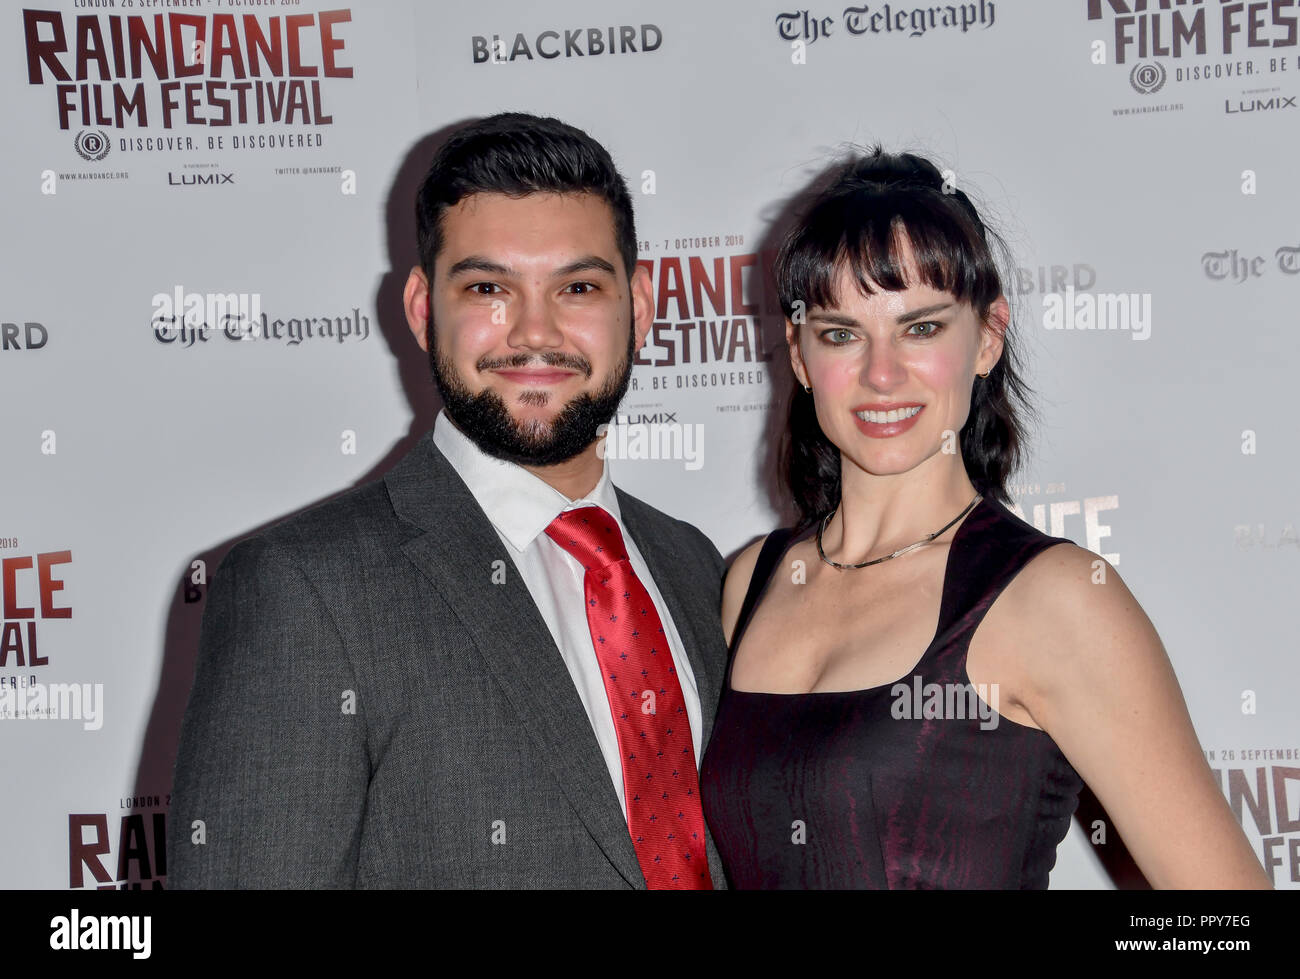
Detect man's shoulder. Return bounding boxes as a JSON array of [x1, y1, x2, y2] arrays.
[[226, 431, 444, 567], [222, 471, 407, 577]]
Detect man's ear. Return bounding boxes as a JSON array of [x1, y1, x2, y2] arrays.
[[403, 266, 431, 353], [978, 295, 1009, 375], [630, 263, 653, 355]]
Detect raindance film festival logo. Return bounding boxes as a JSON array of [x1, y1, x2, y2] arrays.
[[1209, 747, 1300, 886], [1, 548, 73, 668], [629, 249, 781, 393], [74, 129, 109, 161], [1086, 0, 1299, 64], [70, 807, 168, 891], [1087, 0, 1299, 111], [22, 8, 354, 136]]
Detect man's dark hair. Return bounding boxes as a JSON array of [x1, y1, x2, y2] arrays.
[[415, 112, 638, 283]]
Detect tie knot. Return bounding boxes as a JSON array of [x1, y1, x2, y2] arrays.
[[545, 506, 629, 571]]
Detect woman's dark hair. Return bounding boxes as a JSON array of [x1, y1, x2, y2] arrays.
[[415, 112, 638, 283], [774, 146, 1035, 528]]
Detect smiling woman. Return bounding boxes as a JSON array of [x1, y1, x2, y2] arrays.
[[698, 147, 1272, 890]]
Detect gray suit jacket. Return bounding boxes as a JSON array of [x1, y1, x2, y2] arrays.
[[166, 429, 730, 888]]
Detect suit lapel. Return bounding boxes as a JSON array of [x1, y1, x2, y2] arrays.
[[615, 489, 722, 745], [385, 432, 645, 888]]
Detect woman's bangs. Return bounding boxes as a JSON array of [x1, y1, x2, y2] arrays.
[[780, 187, 1000, 317]]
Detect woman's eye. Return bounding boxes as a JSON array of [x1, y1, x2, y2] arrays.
[[908, 321, 943, 338], [822, 328, 854, 344]]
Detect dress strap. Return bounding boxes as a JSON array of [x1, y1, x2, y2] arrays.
[[733, 530, 796, 648], [722, 527, 805, 700], [932, 497, 1075, 653]]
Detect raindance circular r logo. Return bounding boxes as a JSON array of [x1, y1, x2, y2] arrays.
[[74, 130, 110, 162], [1129, 62, 1166, 95]]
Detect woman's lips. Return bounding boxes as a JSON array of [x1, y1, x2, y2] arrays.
[[851, 403, 925, 438]]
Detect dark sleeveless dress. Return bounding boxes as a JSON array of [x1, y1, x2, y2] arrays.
[[699, 496, 1085, 889]]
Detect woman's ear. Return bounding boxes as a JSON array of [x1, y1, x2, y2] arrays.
[[977, 296, 1009, 375], [786, 317, 810, 389]]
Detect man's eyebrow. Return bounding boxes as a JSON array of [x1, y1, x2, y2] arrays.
[[443, 255, 618, 279], [806, 302, 954, 326], [553, 256, 618, 278], [445, 256, 513, 278]]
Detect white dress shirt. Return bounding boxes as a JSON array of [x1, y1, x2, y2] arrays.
[[431, 409, 703, 818]]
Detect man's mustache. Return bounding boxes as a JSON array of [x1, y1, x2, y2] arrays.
[[476, 352, 592, 377]]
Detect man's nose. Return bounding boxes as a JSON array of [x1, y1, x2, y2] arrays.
[[505, 291, 565, 350]]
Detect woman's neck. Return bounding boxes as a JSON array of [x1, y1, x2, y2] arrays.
[[823, 455, 981, 564]]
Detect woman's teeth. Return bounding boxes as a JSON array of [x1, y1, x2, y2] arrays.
[[856, 406, 922, 424]]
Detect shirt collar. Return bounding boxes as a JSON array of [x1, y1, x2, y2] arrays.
[[432, 408, 623, 552]]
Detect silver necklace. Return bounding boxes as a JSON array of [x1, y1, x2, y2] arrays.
[[816, 494, 981, 570]]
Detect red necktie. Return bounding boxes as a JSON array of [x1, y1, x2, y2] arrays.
[[545, 505, 713, 890]]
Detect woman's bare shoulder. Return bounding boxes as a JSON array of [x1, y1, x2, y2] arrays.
[[999, 540, 1164, 696]]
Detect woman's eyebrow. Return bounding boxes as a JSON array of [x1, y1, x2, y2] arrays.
[[895, 302, 953, 324], [807, 303, 953, 326]]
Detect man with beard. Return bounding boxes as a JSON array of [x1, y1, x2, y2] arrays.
[[167, 113, 730, 889]]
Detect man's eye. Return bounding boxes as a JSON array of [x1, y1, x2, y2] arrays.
[[468, 283, 500, 295], [565, 281, 598, 295]]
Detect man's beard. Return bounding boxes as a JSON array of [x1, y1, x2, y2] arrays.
[[427, 306, 635, 467]]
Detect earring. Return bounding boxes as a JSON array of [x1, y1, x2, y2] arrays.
[[803, 384, 812, 393], [977, 370, 989, 378]]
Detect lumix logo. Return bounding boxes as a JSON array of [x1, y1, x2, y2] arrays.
[[167, 172, 234, 187], [73, 129, 109, 161], [1225, 95, 1297, 115]]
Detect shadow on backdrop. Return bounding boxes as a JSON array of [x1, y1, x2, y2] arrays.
[[132, 123, 465, 888]]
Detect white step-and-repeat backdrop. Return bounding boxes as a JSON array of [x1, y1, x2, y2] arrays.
[[2, 0, 1297, 889]]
